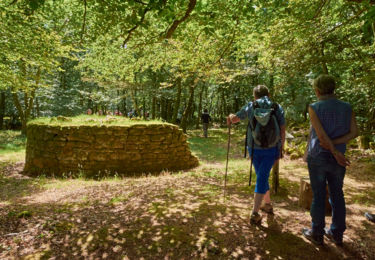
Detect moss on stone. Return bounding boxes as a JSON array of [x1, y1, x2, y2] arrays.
[[28, 115, 167, 127]]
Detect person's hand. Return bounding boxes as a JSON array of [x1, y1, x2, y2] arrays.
[[319, 139, 330, 150], [332, 149, 350, 167], [227, 115, 233, 126]]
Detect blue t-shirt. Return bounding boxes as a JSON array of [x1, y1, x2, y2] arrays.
[[236, 96, 285, 150], [308, 95, 352, 157]]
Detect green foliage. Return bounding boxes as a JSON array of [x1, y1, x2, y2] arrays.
[[1, 0, 375, 132], [0, 130, 26, 153], [17, 210, 32, 218]]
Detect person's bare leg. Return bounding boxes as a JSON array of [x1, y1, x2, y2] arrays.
[[263, 190, 271, 204], [253, 192, 265, 213]]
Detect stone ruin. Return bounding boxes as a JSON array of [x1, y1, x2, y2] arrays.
[[24, 123, 199, 177]]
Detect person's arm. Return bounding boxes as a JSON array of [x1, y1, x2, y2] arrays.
[[309, 106, 350, 167], [319, 112, 358, 150], [332, 112, 358, 145]]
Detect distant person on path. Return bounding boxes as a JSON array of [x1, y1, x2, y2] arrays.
[[227, 85, 285, 225], [127, 111, 133, 118], [302, 74, 358, 246], [365, 212, 375, 223], [201, 109, 212, 138]]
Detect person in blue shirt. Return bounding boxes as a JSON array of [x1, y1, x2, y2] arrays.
[[302, 74, 358, 246], [227, 85, 286, 225]]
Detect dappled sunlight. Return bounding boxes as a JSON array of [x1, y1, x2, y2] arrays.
[[1, 128, 374, 259]]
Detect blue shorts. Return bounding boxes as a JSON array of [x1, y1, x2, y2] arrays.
[[248, 146, 279, 194]]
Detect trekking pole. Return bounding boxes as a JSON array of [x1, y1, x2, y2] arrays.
[[224, 123, 231, 201]]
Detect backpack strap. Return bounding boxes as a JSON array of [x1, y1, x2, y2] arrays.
[[270, 102, 280, 129], [250, 101, 259, 131]]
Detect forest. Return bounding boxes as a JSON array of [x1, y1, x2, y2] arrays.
[[1, 0, 375, 259]]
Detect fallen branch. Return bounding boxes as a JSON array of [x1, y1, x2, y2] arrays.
[[4, 230, 29, 237]]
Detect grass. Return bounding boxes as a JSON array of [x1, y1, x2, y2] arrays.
[[0, 130, 26, 167], [28, 115, 165, 127], [0, 127, 375, 259]]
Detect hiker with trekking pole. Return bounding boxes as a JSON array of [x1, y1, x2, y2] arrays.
[[226, 85, 286, 225]]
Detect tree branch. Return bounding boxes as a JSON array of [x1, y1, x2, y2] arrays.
[[346, 0, 375, 4], [80, 0, 87, 44], [311, 0, 328, 20], [12, 92, 24, 122], [134, 0, 147, 5], [122, 7, 151, 47], [164, 0, 197, 39], [320, 7, 365, 38], [8, 0, 18, 6]]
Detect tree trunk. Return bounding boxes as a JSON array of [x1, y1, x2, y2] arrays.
[[160, 97, 166, 120], [320, 42, 329, 74], [143, 97, 146, 119], [156, 99, 161, 119], [122, 90, 127, 115], [172, 79, 182, 123], [167, 99, 173, 121], [35, 96, 40, 118], [303, 102, 309, 121], [181, 83, 195, 133], [152, 96, 156, 119], [196, 85, 203, 129], [299, 177, 331, 215], [220, 90, 226, 125], [269, 74, 275, 97], [131, 89, 140, 117], [12, 90, 35, 135], [0, 91, 5, 129], [13, 67, 40, 134]]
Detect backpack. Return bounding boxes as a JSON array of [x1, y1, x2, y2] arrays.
[[244, 101, 281, 157]]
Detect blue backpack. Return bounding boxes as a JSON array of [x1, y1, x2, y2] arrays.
[[244, 101, 280, 157]]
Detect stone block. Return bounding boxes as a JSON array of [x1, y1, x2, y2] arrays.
[[128, 129, 145, 136], [89, 152, 107, 161], [150, 135, 166, 142]]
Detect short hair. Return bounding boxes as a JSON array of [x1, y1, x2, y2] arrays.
[[313, 74, 336, 95], [204, 109, 208, 113], [253, 85, 269, 99]]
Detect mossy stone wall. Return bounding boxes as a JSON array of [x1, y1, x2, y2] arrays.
[[25, 123, 199, 177]]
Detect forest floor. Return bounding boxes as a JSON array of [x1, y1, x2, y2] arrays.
[[0, 127, 374, 259]]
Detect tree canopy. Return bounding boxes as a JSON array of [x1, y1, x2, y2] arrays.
[[1, 0, 374, 133]]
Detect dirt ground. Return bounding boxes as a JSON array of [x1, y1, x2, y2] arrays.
[[0, 158, 374, 259], [0, 129, 374, 259]]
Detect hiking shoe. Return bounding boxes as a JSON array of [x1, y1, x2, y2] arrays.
[[302, 228, 324, 245], [324, 228, 343, 246], [260, 203, 274, 214], [250, 212, 262, 225], [365, 212, 375, 223]]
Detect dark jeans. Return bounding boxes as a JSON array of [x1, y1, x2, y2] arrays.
[[203, 123, 209, 138], [307, 153, 346, 239]]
